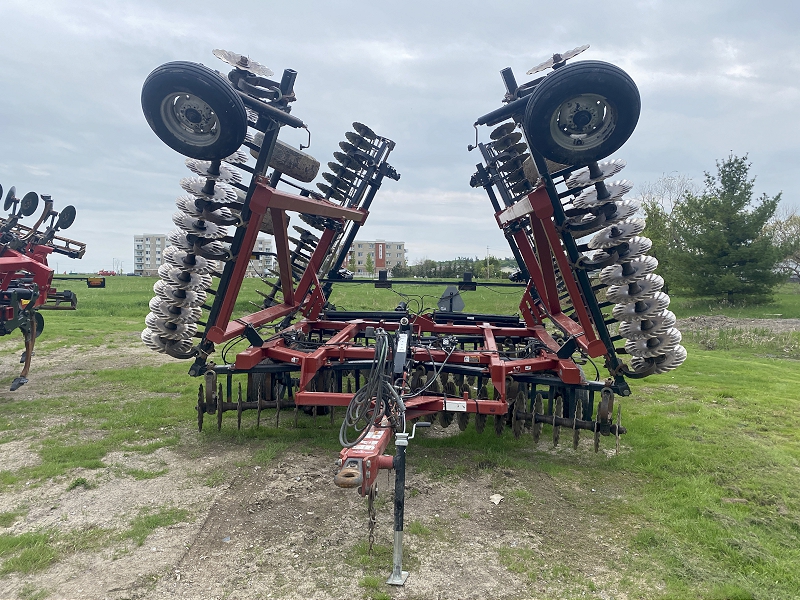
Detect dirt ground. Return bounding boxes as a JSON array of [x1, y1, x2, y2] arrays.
[[2, 316, 797, 600]]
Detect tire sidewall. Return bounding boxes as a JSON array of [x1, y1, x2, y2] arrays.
[[523, 61, 640, 165], [141, 61, 247, 160]]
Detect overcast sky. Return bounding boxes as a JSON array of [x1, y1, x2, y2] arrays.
[[0, 0, 797, 273]]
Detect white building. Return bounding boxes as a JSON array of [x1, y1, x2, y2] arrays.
[[133, 234, 170, 276], [346, 239, 407, 276], [245, 237, 274, 277]]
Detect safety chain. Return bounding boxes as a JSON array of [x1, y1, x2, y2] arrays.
[[367, 483, 377, 555]]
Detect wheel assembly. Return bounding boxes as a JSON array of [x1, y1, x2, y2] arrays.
[[522, 60, 640, 166], [141, 61, 248, 160]]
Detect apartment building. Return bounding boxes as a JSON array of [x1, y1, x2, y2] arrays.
[[346, 239, 407, 276], [245, 237, 274, 277], [133, 234, 169, 276]]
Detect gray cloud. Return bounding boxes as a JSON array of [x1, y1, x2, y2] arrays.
[[0, 0, 796, 271]]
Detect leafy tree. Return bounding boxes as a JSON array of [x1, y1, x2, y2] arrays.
[[670, 155, 782, 302], [638, 173, 696, 292], [416, 259, 438, 278], [390, 262, 412, 278], [365, 252, 374, 277], [473, 255, 501, 279], [764, 209, 800, 282], [347, 253, 356, 272]]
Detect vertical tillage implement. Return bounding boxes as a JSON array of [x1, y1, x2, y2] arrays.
[[139, 46, 685, 583]]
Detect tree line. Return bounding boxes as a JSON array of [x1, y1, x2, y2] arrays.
[[388, 256, 516, 279], [640, 154, 798, 304]]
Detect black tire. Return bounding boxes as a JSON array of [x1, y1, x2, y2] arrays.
[[523, 61, 640, 166], [141, 61, 247, 160]]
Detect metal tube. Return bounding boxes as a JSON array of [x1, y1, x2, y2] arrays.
[[387, 433, 409, 585], [474, 95, 528, 127]]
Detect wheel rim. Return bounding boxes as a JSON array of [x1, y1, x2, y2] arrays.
[[160, 93, 222, 148], [548, 93, 617, 152]]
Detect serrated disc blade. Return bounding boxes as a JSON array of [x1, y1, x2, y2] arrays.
[[569, 201, 642, 236], [168, 230, 230, 260], [212, 49, 273, 77], [352, 122, 376, 140], [176, 197, 237, 226], [490, 122, 516, 140], [599, 255, 658, 285], [492, 132, 523, 151], [145, 313, 197, 340], [527, 44, 590, 75], [172, 212, 227, 239], [316, 183, 347, 202], [185, 159, 242, 184], [592, 235, 652, 264], [574, 180, 634, 209], [158, 264, 212, 291], [223, 150, 249, 165], [497, 154, 531, 173], [141, 328, 195, 355], [142, 327, 167, 353], [344, 132, 373, 151], [149, 297, 202, 324], [322, 172, 351, 191], [612, 291, 671, 321], [511, 179, 534, 195], [618, 309, 676, 340], [333, 151, 363, 169], [631, 343, 687, 375], [625, 327, 682, 358], [154, 279, 207, 308], [180, 178, 237, 203], [589, 219, 646, 250], [163, 246, 220, 275], [605, 273, 665, 303], [167, 229, 194, 252], [500, 142, 528, 157], [605, 199, 641, 225], [326, 163, 359, 181], [566, 159, 626, 189]]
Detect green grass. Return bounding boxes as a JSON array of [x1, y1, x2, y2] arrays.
[[668, 283, 800, 319], [0, 507, 188, 574], [119, 507, 190, 547], [19, 583, 49, 600], [0, 507, 28, 528], [683, 326, 800, 359], [123, 468, 168, 481], [406, 519, 431, 537], [66, 477, 95, 491], [0, 531, 56, 575]]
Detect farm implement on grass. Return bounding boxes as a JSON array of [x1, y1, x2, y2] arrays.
[[140, 45, 685, 583], [0, 185, 86, 390]]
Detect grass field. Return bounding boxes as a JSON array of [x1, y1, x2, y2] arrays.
[[1, 276, 799, 599]]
